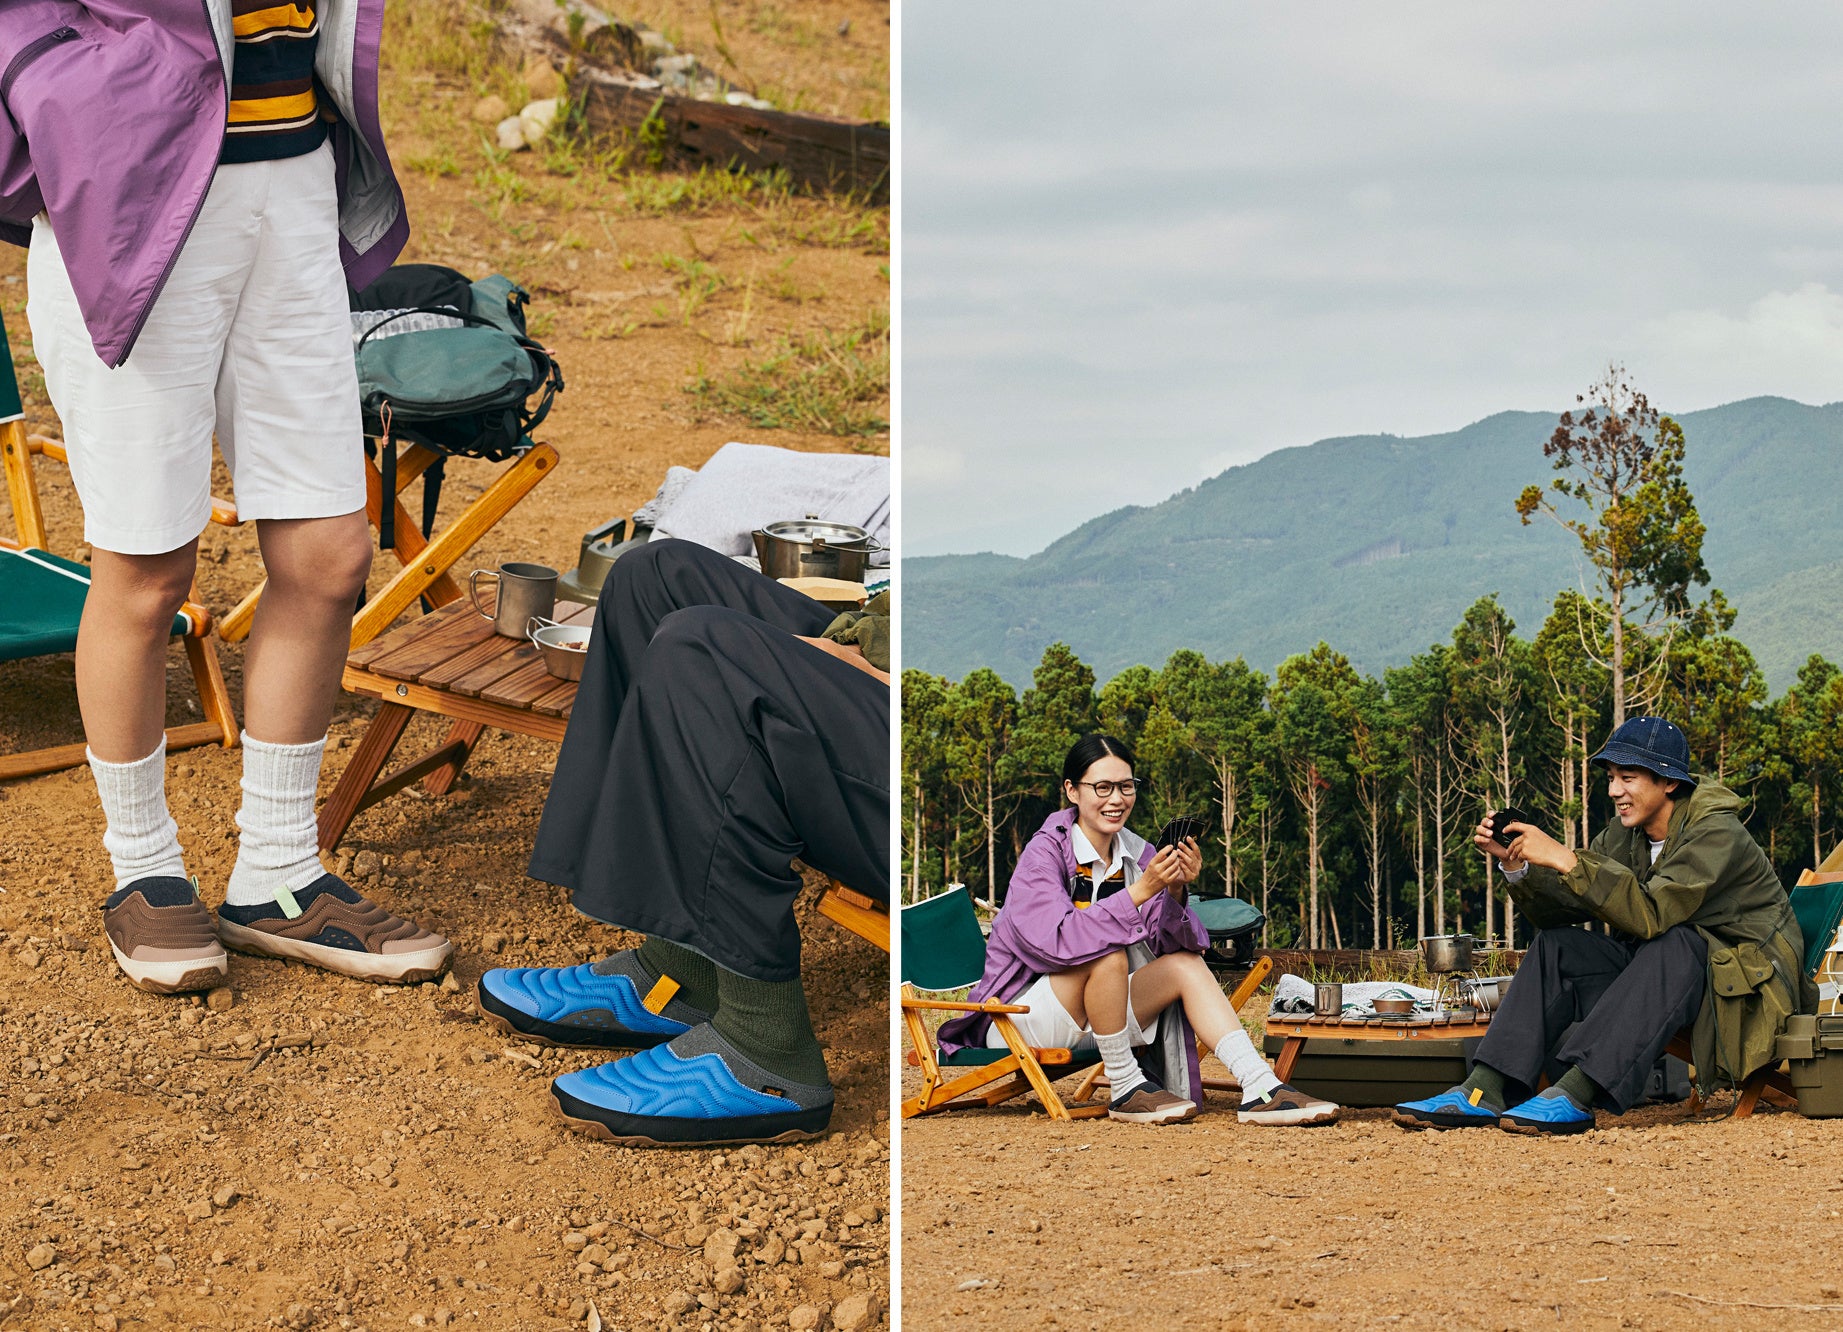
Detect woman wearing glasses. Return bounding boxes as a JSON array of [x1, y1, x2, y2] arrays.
[[936, 734, 1338, 1126]]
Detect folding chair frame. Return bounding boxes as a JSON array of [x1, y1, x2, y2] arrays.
[[0, 424, 238, 781], [215, 438, 559, 650]]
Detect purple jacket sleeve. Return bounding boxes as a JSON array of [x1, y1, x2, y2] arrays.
[[1142, 887, 1210, 954], [991, 837, 1155, 975]]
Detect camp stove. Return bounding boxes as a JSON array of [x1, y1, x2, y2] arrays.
[[1421, 934, 1482, 1017], [558, 517, 653, 606]]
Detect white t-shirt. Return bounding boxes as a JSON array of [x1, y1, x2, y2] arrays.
[[1070, 823, 1148, 895]]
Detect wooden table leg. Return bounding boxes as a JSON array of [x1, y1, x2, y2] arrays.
[[317, 703, 413, 853], [421, 719, 486, 795], [1273, 1035, 1306, 1083]]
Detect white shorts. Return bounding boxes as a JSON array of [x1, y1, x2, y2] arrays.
[[26, 142, 366, 555], [985, 971, 1161, 1051]]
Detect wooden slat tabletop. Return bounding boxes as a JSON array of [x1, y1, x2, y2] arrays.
[[346, 597, 592, 722]]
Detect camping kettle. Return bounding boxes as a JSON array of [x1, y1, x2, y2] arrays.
[[558, 516, 651, 606]]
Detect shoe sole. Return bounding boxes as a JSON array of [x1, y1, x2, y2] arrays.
[[1498, 1116, 1592, 1136], [1391, 1109, 1500, 1131], [1108, 1101, 1199, 1124], [550, 1082, 831, 1147], [476, 980, 680, 1051], [1238, 1104, 1340, 1126], [217, 920, 452, 984], [109, 941, 227, 995]]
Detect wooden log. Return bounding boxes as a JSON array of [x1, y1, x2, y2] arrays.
[[490, 5, 888, 200]]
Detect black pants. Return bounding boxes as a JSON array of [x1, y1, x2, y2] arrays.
[[1474, 924, 1707, 1113], [528, 540, 890, 982]]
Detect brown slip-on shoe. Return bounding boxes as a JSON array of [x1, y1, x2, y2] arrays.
[[1108, 1081, 1199, 1124], [1238, 1082, 1340, 1126], [101, 877, 229, 995], [215, 874, 452, 984]]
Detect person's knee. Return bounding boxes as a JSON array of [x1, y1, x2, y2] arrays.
[[90, 549, 195, 629], [266, 516, 372, 601], [1093, 948, 1129, 980]]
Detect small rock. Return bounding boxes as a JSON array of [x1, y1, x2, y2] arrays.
[[789, 1305, 823, 1331], [561, 1231, 588, 1252], [703, 1227, 740, 1268], [523, 56, 561, 99], [351, 851, 381, 878], [214, 1185, 240, 1209], [153, 1254, 176, 1274], [16, 947, 40, 969], [518, 98, 559, 148], [471, 94, 508, 123], [715, 1267, 745, 1295], [96, 1314, 119, 1331], [440, 972, 461, 993], [434, 1309, 453, 1328], [836, 19, 851, 36], [833, 1294, 879, 1332], [183, 1198, 213, 1222], [207, 986, 235, 1013], [25, 1243, 55, 1270], [662, 1291, 695, 1315], [481, 933, 507, 955], [212, 1249, 229, 1265]]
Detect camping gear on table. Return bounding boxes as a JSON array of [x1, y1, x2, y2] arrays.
[[1262, 1032, 1480, 1108], [1191, 895, 1264, 972], [1421, 934, 1476, 972], [469, 562, 558, 638], [1470, 975, 1514, 1012], [528, 618, 590, 681], [350, 264, 564, 549], [558, 517, 654, 606], [751, 518, 881, 582], [1313, 983, 1343, 1017], [1372, 996, 1416, 1016]]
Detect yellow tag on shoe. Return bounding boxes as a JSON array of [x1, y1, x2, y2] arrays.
[[1468, 1087, 1484, 1106], [642, 975, 680, 1014], [273, 885, 303, 920]]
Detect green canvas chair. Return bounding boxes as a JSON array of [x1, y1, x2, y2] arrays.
[[0, 314, 238, 780], [900, 886, 1107, 1122]]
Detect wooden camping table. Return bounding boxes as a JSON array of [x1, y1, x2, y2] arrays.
[[315, 591, 591, 852], [1264, 1011, 1496, 1084]]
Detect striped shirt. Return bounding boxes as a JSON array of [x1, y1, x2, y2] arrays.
[[221, 0, 328, 163]]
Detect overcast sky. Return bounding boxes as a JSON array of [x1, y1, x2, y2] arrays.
[[903, 4, 1843, 556]]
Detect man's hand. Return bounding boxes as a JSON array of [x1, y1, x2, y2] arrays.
[[1475, 815, 1577, 876], [795, 635, 891, 685]]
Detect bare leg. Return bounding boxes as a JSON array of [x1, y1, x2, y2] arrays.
[[76, 542, 200, 761], [1048, 949, 1129, 1034], [242, 512, 372, 741], [1126, 950, 1240, 1048]]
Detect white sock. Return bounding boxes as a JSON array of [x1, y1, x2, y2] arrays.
[[1216, 1028, 1281, 1102], [88, 740, 186, 892], [224, 732, 328, 907], [1094, 1025, 1147, 1099]]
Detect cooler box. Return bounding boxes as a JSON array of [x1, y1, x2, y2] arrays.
[[1776, 1014, 1843, 1117]]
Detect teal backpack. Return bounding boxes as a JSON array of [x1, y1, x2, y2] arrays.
[[350, 265, 564, 546]]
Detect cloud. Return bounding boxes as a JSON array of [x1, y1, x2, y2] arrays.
[[1632, 284, 1843, 409]]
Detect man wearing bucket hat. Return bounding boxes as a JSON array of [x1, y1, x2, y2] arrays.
[[1394, 715, 1812, 1136]]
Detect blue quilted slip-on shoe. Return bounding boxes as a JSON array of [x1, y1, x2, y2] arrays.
[[550, 1024, 833, 1147], [1391, 1087, 1502, 1131], [1499, 1090, 1595, 1136], [477, 951, 710, 1050]]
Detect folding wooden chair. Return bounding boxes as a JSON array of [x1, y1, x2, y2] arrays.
[[817, 880, 890, 953], [214, 436, 559, 650], [0, 316, 238, 780], [901, 886, 1109, 1122]]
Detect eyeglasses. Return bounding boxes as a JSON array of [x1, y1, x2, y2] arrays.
[[1074, 779, 1144, 798]]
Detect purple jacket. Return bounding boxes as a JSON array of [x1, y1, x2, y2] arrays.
[[938, 807, 1211, 1059], [0, 0, 408, 367]]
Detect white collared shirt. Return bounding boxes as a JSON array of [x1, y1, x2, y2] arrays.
[[1071, 823, 1149, 893]]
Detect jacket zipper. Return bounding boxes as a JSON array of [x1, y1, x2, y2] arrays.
[[0, 27, 77, 102], [113, 0, 224, 368]]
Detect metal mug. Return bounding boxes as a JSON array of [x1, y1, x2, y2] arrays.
[[469, 562, 558, 637], [1313, 983, 1343, 1017]]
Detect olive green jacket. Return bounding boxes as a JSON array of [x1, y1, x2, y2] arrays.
[[1507, 780, 1813, 1094]]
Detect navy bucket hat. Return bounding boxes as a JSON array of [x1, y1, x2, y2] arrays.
[[1589, 716, 1696, 791]]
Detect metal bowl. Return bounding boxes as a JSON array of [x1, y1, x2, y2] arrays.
[[1372, 996, 1416, 1016], [528, 621, 591, 680]]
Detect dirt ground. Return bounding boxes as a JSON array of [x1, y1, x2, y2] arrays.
[[0, 4, 889, 1329], [901, 1023, 1843, 1331]]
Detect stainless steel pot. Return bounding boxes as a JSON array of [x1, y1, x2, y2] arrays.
[[527, 617, 591, 681], [1420, 934, 1477, 974], [751, 518, 881, 583]]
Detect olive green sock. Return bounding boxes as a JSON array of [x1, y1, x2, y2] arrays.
[[1460, 1061, 1508, 1112], [635, 937, 720, 1014], [710, 969, 831, 1088], [1553, 1065, 1599, 1110]]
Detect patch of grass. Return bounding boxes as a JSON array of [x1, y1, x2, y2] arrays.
[[688, 308, 888, 438], [403, 145, 462, 178], [618, 165, 790, 216]]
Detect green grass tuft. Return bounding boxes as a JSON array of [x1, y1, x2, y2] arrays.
[[689, 308, 888, 439]]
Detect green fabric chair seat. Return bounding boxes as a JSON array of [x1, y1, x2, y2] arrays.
[[1791, 879, 1843, 980], [941, 1046, 1103, 1071], [0, 547, 191, 663]]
